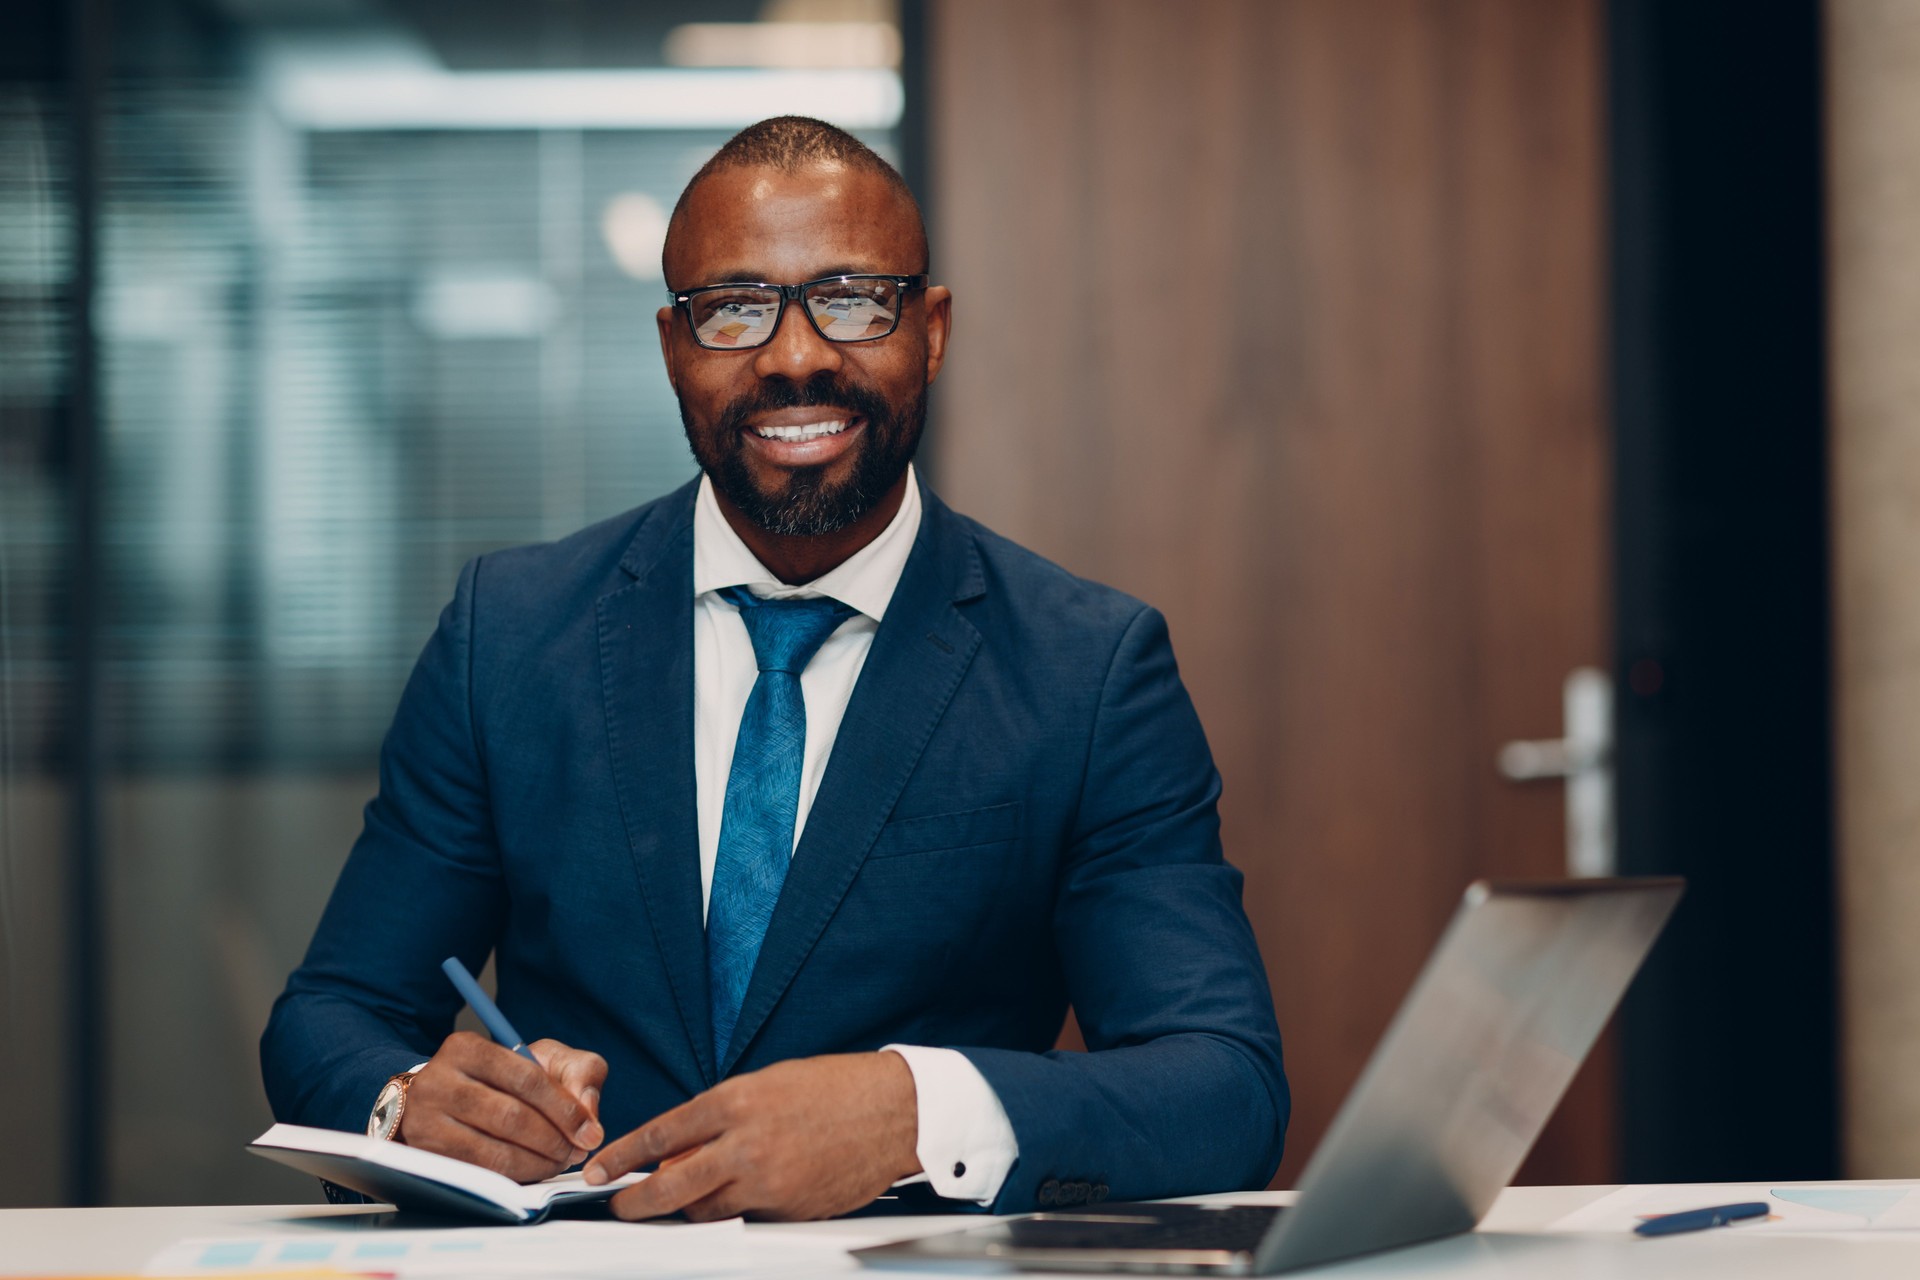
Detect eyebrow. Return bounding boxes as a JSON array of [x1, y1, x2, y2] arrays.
[[683, 263, 900, 286]]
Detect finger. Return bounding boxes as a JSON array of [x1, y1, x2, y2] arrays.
[[462, 1039, 599, 1151], [412, 1034, 580, 1166], [410, 1048, 576, 1166], [608, 1146, 731, 1221], [407, 1109, 568, 1184], [531, 1041, 609, 1142], [443, 1070, 585, 1167], [679, 1181, 749, 1223], [586, 1095, 728, 1183]]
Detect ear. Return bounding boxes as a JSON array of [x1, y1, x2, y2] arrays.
[[921, 285, 952, 387], [656, 305, 681, 392]]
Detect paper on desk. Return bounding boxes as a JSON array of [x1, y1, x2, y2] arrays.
[[144, 1220, 749, 1278], [1550, 1182, 1920, 1234]]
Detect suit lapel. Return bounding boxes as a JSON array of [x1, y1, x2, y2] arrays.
[[597, 481, 716, 1087], [720, 484, 986, 1076]]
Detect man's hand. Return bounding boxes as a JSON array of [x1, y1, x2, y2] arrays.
[[398, 1032, 607, 1183], [583, 1051, 920, 1221]]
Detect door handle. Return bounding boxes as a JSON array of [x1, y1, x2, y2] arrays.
[[1497, 667, 1614, 878]]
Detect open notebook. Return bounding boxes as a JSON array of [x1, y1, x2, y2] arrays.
[[249, 1124, 645, 1224]]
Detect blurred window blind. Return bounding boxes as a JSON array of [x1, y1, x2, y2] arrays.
[[0, 87, 70, 770]]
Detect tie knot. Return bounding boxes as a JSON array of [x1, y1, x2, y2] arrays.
[[719, 586, 857, 674]]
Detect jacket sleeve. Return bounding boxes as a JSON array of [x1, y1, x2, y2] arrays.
[[958, 605, 1289, 1213], [260, 556, 509, 1132]]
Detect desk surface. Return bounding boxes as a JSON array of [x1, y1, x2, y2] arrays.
[[7, 1186, 1920, 1278]]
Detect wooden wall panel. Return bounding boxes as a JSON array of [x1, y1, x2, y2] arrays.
[[1829, 0, 1920, 1180], [927, 0, 1608, 1186]]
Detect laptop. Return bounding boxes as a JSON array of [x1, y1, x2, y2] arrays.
[[854, 877, 1684, 1275]]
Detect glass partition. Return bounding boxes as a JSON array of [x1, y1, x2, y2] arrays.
[[0, 0, 907, 1207]]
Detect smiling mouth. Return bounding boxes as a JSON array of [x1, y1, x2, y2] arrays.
[[750, 418, 854, 442]]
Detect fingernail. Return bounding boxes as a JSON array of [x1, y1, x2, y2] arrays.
[[583, 1163, 607, 1186], [570, 1147, 588, 1164], [583, 1087, 601, 1116], [577, 1120, 603, 1147]]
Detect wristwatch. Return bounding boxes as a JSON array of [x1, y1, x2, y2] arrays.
[[367, 1070, 420, 1142]]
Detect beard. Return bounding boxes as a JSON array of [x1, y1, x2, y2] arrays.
[[680, 372, 927, 537]]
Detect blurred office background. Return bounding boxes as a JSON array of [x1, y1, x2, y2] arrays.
[[0, 0, 1913, 1209]]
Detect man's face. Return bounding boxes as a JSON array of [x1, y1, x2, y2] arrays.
[[657, 162, 951, 537]]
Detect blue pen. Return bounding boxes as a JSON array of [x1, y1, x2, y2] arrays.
[[1634, 1201, 1771, 1237], [441, 956, 540, 1064]]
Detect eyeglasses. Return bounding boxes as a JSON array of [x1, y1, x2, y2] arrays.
[[669, 274, 928, 350]]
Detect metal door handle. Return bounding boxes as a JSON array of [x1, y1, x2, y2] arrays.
[[1497, 667, 1614, 877]]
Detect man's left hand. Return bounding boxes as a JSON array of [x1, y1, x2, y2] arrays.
[[582, 1051, 921, 1221]]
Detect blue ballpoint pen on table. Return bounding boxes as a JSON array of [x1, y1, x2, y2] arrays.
[[441, 956, 540, 1064], [1634, 1201, 1771, 1237]]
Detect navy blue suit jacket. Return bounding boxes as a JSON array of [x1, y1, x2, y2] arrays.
[[261, 476, 1288, 1213]]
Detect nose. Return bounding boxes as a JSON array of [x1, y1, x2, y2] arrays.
[[750, 293, 844, 382]]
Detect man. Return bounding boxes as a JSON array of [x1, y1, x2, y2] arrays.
[[262, 116, 1286, 1222]]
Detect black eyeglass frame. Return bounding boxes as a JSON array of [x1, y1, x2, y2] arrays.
[[668, 273, 930, 350]]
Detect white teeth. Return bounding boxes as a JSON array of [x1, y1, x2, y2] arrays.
[[753, 419, 850, 442]]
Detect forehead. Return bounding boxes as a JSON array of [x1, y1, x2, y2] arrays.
[[666, 161, 922, 285]]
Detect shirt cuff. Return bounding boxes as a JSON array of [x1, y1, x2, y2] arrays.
[[882, 1044, 1019, 1205]]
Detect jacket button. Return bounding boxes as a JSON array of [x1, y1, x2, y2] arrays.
[[1092, 1183, 1110, 1203], [1038, 1179, 1059, 1205]]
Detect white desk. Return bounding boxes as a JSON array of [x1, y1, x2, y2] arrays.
[[7, 1187, 1920, 1277]]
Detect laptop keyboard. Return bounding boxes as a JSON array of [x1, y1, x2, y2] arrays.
[[1007, 1204, 1285, 1253]]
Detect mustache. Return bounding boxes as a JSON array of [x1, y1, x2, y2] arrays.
[[716, 373, 893, 434]]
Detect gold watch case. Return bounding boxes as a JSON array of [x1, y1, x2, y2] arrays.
[[367, 1070, 419, 1141]]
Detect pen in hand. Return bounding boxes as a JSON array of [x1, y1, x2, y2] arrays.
[[441, 956, 540, 1064]]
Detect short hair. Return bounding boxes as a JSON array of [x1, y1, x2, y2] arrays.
[[664, 115, 928, 276]]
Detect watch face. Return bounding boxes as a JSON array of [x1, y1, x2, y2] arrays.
[[369, 1081, 402, 1139]]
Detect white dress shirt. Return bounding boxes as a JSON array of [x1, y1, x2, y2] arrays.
[[691, 465, 1018, 1205]]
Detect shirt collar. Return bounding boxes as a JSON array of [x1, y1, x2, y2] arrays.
[[691, 463, 922, 622]]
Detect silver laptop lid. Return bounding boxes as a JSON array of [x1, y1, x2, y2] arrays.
[[1257, 877, 1683, 1273]]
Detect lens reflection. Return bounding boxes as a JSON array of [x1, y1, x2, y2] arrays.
[[685, 277, 906, 348]]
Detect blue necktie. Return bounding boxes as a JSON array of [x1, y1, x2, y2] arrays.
[[708, 586, 856, 1065]]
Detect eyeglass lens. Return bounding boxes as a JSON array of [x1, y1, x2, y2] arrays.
[[689, 278, 903, 348]]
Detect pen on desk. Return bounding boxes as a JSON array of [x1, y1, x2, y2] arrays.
[[1634, 1201, 1771, 1237], [441, 956, 540, 1064]]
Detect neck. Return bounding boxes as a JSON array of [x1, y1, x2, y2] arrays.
[[715, 473, 910, 585]]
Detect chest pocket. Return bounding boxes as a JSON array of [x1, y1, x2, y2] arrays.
[[866, 801, 1021, 860]]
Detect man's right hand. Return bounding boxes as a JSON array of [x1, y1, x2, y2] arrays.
[[398, 1032, 607, 1183]]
